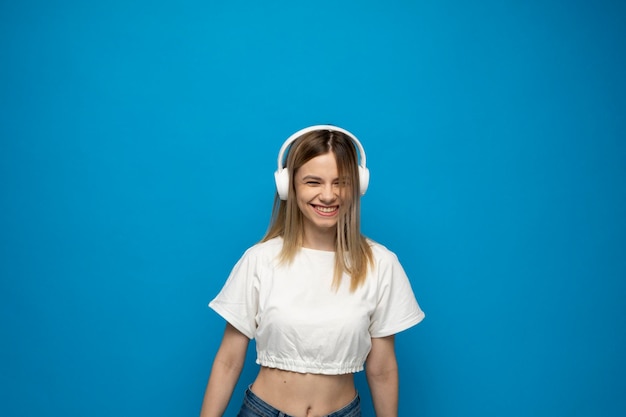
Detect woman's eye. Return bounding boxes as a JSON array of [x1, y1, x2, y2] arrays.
[[306, 181, 320, 185]]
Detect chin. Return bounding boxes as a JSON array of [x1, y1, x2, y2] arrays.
[[315, 221, 339, 230]]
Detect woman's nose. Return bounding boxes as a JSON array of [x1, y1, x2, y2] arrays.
[[319, 184, 337, 201]]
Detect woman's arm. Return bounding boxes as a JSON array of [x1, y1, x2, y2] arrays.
[[365, 335, 399, 417], [199, 323, 250, 417]]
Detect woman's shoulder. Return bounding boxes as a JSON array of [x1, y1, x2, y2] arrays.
[[242, 236, 283, 258], [366, 238, 398, 260]]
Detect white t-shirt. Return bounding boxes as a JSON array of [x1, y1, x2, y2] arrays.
[[209, 237, 425, 375]]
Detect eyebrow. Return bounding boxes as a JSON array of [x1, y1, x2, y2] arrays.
[[301, 175, 325, 181], [300, 175, 348, 182]]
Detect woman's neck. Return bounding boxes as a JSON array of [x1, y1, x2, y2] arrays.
[[301, 228, 336, 252]]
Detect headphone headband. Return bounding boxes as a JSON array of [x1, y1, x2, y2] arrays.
[[276, 124, 367, 172], [274, 125, 370, 200]]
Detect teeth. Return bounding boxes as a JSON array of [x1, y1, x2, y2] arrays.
[[316, 206, 337, 213]]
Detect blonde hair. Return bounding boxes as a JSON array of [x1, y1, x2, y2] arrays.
[[262, 129, 373, 291]]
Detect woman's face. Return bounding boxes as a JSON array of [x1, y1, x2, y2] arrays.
[[294, 152, 349, 241]]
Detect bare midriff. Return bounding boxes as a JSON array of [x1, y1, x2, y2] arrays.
[[250, 366, 356, 417]]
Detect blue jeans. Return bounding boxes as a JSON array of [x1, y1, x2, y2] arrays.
[[237, 387, 361, 417]]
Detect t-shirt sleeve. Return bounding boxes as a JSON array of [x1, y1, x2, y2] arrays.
[[208, 249, 260, 339], [369, 251, 425, 338]]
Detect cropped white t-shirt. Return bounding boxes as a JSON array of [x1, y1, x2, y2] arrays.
[[209, 237, 425, 375]]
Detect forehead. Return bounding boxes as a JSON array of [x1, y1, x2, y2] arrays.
[[296, 152, 338, 176]]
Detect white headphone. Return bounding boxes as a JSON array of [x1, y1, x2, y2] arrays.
[[274, 124, 370, 200]]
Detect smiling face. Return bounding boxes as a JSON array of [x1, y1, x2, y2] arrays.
[[294, 151, 351, 247]]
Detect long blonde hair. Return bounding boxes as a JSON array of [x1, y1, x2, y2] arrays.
[[262, 129, 373, 291]]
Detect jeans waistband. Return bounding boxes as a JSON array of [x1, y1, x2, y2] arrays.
[[240, 387, 361, 417]]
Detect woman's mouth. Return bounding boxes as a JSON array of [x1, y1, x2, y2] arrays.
[[312, 205, 339, 216]]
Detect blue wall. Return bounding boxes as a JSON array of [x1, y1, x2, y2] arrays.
[[1, 1, 624, 416]]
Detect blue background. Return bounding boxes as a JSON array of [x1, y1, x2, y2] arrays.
[[1, 1, 625, 416]]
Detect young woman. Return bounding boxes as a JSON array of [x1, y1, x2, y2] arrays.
[[199, 125, 425, 417]]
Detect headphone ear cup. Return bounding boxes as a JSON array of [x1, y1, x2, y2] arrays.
[[274, 168, 290, 200], [358, 166, 370, 196]]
